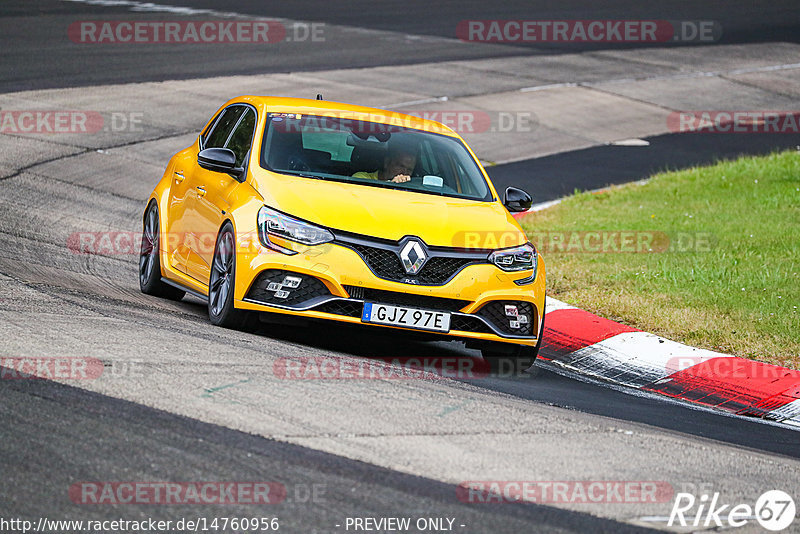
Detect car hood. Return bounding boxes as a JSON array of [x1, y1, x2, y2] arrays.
[[253, 172, 527, 249]]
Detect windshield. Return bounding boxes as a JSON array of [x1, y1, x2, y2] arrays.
[[260, 113, 493, 201]]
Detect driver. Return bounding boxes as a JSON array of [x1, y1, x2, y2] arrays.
[[352, 137, 417, 183]]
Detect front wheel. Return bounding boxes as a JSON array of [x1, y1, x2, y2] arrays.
[[208, 223, 255, 330]]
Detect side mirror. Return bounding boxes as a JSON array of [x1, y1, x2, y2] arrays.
[[198, 148, 244, 180], [503, 186, 532, 212]]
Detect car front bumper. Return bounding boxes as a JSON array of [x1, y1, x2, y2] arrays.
[[234, 239, 546, 346]]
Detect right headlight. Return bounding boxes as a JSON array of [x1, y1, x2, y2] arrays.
[[488, 243, 536, 273], [257, 206, 334, 253]]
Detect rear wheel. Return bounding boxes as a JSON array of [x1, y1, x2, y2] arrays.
[[208, 223, 255, 330], [139, 202, 185, 300], [481, 304, 546, 376]]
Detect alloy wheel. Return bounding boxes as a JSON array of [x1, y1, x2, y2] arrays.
[[209, 229, 235, 317], [139, 206, 158, 286]]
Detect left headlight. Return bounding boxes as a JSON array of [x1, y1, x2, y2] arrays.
[[257, 206, 334, 250], [488, 243, 536, 273]]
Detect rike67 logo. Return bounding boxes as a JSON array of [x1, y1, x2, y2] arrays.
[[669, 490, 795, 531]]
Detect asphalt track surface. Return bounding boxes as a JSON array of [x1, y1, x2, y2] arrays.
[[2, 1, 800, 533], [488, 132, 800, 202], [0, 374, 650, 534], [2, 0, 799, 92], [158, 0, 800, 46]]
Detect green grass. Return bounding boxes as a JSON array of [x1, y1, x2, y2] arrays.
[[520, 150, 800, 367]]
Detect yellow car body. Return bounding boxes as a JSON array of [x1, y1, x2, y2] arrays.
[[141, 96, 545, 354]]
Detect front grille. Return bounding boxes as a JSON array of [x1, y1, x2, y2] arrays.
[[349, 243, 406, 281], [478, 301, 536, 336], [344, 285, 470, 312], [450, 315, 493, 334], [341, 239, 482, 286], [245, 270, 330, 307], [315, 300, 363, 318], [416, 256, 476, 285]]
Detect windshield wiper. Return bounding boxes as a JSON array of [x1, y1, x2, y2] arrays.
[[284, 170, 328, 180]]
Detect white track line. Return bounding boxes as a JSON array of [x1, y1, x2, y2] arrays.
[[519, 62, 800, 92]]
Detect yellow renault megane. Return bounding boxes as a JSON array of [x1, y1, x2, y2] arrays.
[[139, 96, 546, 365]]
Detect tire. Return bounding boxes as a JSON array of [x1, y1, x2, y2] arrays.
[[139, 202, 185, 301], [481, 303, 546, 377], [208, 223, 255, 330]]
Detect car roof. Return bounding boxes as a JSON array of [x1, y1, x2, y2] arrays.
[[228, 95, 460, 137]]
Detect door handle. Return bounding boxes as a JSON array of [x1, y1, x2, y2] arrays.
[[196, 186, 206, 197], [174, 171, 185, 184]]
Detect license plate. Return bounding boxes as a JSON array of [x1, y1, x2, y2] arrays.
[[361, 302, 451, 332]]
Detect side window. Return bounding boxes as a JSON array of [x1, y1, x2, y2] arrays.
[[204, 106, 245, 149], [225, 108, 256, 167]]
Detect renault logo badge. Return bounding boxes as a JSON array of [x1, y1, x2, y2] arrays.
[[399, 238, 427, 274]]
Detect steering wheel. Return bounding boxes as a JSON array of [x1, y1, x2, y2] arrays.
[[287, 154, 311, 172]]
